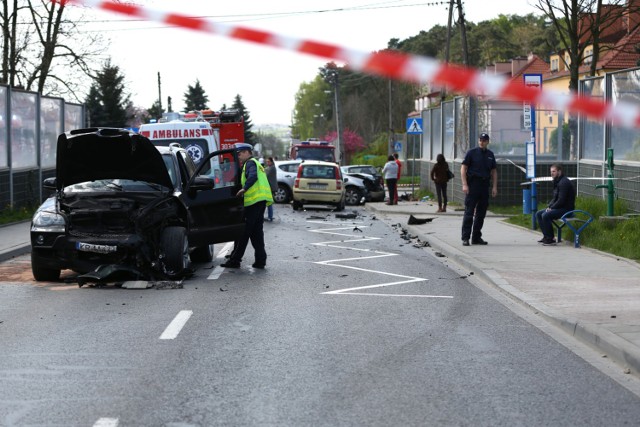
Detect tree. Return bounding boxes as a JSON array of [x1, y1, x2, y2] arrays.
[[231, 94, 255, 145], [1, 0, 105, 100], [183, 79, 209, 112], [85, 60, 132, 127], [323, 128, 366, 164], [533, 0, 632, 159], [147, 100, 165, 122]]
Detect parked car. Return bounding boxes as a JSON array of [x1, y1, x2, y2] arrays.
[[273, 159, 302, 203], [292, 160, 346, 211], [30, 128, 244, 283], [340, 165, 385, 202]]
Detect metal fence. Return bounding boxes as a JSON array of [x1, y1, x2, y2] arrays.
[[0, 84, 84, 210]]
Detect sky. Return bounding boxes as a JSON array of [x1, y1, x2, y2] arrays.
[[82, 0, 538, 125]]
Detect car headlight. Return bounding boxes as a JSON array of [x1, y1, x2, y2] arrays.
[[31, 210, 66, 232]]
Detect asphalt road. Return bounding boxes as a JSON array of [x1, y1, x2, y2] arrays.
[[1, 205, 639, 426]]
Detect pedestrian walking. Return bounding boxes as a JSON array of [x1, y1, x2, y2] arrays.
[[460, 133, 498, 246], [221, 143, 274, 269], [265, 157, 277, 222], [393, 152, 402, 203], [431, 153, 451, 212], [383, 155, 399, 205], [535, 163, 576, 245]]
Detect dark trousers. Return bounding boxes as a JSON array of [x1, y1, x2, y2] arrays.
[[386, 178, 397, 204], [461, 179, 490, 241], [230, 201, 267, 265], [435, 182, 448, 207], [536, 208, 570, 239]]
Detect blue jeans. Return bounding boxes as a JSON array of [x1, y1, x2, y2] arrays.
[[536, 208, 570, 239]]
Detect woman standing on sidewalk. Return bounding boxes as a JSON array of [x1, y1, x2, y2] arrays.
[[382, 155, 399, 205], [431, 153, 452, 212]]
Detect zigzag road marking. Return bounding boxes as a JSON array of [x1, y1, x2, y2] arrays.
[[307, 220, 452, 299]]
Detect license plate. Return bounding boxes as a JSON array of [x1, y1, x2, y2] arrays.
[[76, 242, 117, 254], [308, 183, 327, 189]]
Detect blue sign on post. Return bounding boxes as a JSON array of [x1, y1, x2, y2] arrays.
[[393, 141, 402, 152], [406, 118, 423, 134]]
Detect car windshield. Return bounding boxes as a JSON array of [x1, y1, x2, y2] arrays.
[[297, 147, 335, 162]]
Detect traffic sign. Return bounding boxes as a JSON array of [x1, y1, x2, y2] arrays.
[[393, 141, 402, 152], [406, 118, 423, 134]]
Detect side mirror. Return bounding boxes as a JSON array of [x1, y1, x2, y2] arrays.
[[344, 177, 349, 183], [43, 177, 56, 190], [189, 175, 215, 192]]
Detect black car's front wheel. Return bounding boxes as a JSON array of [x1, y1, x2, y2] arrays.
[[31, 251, 61, 282], [161, 226, 191, 279]]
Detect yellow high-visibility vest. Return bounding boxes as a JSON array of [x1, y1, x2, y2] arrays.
[[241, 158, 274, 207]]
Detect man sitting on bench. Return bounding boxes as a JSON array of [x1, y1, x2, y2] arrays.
[[535, 163, 576, 245]]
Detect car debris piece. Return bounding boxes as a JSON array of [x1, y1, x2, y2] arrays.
[[121, 280, 153, 289], [408, 215, 434, 225], [335, 212, 357, 219]]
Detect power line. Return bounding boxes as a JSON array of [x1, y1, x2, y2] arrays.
[[72, 1, 450, 32]]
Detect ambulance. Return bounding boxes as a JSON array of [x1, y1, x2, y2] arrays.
[[139, 109, 245, 177]]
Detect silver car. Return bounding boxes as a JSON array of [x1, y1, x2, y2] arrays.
[[274, 160, 302, 203]]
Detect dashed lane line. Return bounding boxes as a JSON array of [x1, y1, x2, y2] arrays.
[[207, 241, 235, 280], [159, 310, 193, 340]]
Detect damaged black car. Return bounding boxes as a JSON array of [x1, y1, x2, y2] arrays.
[[30, 128, 244, 283]]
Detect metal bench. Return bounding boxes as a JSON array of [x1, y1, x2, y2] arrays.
[[552, 210, 594, 248]]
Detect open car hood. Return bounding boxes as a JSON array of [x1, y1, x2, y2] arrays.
[[56, 128, 174, 191]]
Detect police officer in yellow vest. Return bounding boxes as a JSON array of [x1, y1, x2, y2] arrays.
[[221, 143, 273, 269]]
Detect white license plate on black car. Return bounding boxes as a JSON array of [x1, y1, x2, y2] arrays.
[[76, 242, 117, 254]]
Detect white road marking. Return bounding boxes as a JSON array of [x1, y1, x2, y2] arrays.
[[308, 221, 453, 299], [216, 241, 234, 259], [159, 310, 193, 340], [208, 241, 235, 280], [93, 418, 119, 427]]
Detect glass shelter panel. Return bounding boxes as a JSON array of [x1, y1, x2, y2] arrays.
[[581, 77, 605, 161], [10, 91, 37, 169], [442, 101, 455, 160], [422, 110, 431, 159], [0, 86, 7, 168], [40, 97, 62, 168], [431, 108, 441, 161], [610, 70, 640, 161]]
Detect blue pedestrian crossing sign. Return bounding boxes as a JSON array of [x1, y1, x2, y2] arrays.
[[393, 141, 402, 152], [406, 118, 423, 134]]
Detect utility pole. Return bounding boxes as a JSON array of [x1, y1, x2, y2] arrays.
[[442, 0, 455, 101], [157, 72, 162, 111], [456, 0, 469, 66], [331, 70, 343, 164]]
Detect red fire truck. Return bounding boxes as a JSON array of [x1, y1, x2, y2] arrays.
[[289, 138, 337, 163]]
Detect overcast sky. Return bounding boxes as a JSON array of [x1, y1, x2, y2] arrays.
[[83, 0, 537, 125]]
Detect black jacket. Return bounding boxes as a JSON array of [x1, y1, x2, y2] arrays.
[[548, 175, 576, 210]]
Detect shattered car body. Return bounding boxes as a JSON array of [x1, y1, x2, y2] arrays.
[[30, 128, 244, 283]]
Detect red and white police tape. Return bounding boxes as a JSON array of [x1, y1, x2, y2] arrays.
[[57, 0, 640, 128]]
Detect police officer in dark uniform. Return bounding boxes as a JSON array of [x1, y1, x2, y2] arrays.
[[460, 133, 498, 246]]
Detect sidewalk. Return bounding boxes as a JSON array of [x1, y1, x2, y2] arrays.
[[2, 209, 640, 377], [0, 221, 31, 263], [365, 200, 640, 378]]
